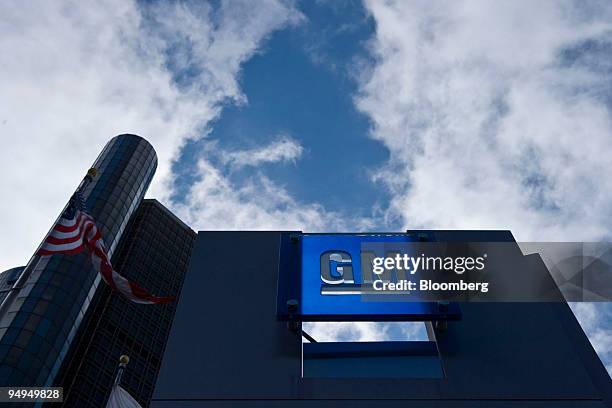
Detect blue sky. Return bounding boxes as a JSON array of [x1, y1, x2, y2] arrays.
[[171, 0, 391, 223], [1, 0, 612, 376]]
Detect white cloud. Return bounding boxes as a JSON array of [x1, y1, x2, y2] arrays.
[[357, 0, 612, 242], [0, 0, 305, 271], [220, 135, 304, 169], [173, 158, 373, 232]]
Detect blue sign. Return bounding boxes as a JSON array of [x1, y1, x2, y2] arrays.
[[291, 233, 461, 321]]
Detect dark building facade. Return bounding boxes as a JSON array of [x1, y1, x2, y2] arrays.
[[152, 231, 612, 407], [54, 199, 195, 407]]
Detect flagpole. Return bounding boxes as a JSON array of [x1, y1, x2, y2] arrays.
[[107, 355, 143, 408], [114, 355, 130, 386], [0, 168, 98, 318]]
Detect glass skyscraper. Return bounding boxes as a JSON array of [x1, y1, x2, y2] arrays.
[[0, 134, 193, 406], [54, 199, 195, 407]]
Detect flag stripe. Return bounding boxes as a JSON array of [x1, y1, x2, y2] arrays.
[[46, 221, 96, 245], [50, 216, 95, 240], [54, 213, 92, 232]]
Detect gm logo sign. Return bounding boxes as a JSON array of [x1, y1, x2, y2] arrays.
[[292, 234, 460, 320], [319, 245, 406, 295]]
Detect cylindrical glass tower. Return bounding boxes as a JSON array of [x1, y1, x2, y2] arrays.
[[0, 134, 157, 387]]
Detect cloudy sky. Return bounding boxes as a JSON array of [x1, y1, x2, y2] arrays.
[[1, 0, 612, 373]]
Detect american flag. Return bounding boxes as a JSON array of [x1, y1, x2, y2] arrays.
[[38, 190, 174, 304]]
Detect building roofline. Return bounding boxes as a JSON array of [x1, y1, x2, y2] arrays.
[[142, 199, 194, 234]]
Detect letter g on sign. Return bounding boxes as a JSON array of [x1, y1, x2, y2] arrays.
[[320, 251, 354, 284]]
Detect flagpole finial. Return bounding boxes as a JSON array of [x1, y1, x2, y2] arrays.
[[119, 355, 130, 366]]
